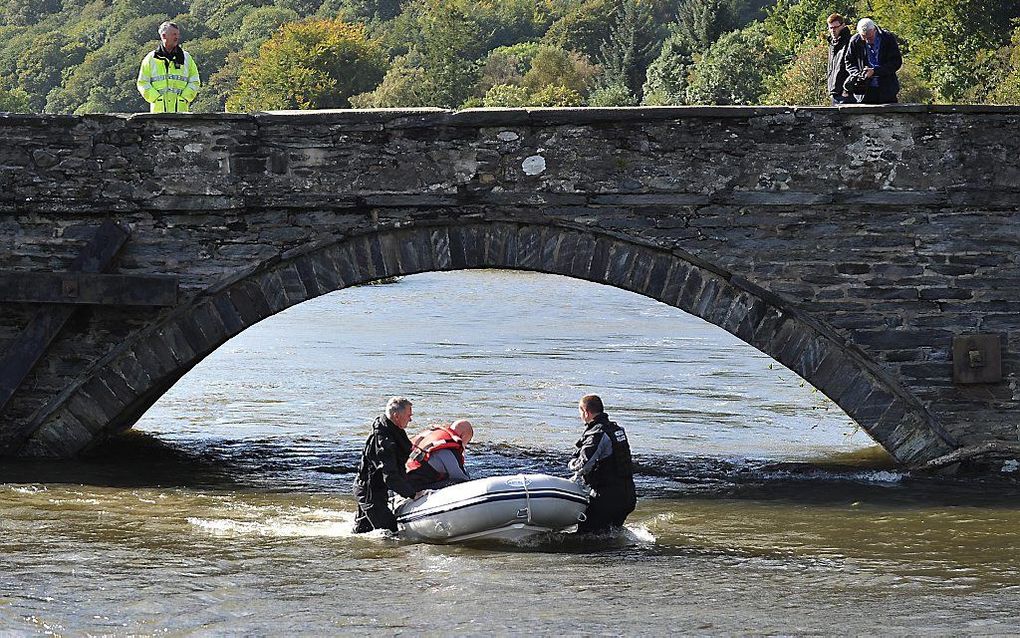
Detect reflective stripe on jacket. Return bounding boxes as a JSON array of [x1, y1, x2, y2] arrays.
[[137, 49, 200, 113]]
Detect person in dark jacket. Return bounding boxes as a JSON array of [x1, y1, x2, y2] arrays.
[[568, 394, 636, 534], [352, 396, 420, 534], [843, 17, 902, 104], [826, 13, 852, 104]]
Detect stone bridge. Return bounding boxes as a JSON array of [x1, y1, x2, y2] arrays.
[[1, 106, 1019, 472]]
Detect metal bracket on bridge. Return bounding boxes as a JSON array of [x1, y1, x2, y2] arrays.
[[0, 220, 179, 419], [952, 334, 1003, 384]]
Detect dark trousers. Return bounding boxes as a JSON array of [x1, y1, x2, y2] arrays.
[[352, 485, 398, 533], [576, 489, 636, 534], [862, 86, 898, 104]]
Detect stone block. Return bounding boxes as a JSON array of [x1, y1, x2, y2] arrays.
[[644, 254, 673, 300], [606, 242, 638, 289], [331, 244, 360, 287], [110, 353, 155, 395], [211, 295, 246, 336], [675, 267, 704, 313], [253, 270, 290, 314], [517, 225, 544, 270], [24, 410, 92, 458], [584, 236, 610, 282], [444, 226, 466, 271], [866, 399, 908, 443], [376, 232, 402, 277], [152, 323, 195, 366], [227, 281, 273, 325], [66, 391, 115, 433], [185, 302, 228, 350], [485, 224, 518, 269], [430, 227, 452, 270]]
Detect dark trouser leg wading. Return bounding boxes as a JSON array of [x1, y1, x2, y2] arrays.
[[352, 484, 398, 533], [353, 502, 398, 533], [576, 491, 635, 534]]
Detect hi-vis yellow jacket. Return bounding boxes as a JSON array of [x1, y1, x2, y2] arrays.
[[136, 48, 200, 113]]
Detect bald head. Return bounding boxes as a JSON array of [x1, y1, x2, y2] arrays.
[[450, 419, 473, 445]]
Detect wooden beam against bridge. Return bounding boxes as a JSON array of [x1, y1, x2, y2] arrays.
[[0, 272, 178, 306], [0, 220, 130, 416]]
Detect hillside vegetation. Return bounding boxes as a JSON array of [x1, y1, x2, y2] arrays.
[[0, 0, 1017, 113]]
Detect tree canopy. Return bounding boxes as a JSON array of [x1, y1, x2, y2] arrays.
[[0, 0, 1017, 113]]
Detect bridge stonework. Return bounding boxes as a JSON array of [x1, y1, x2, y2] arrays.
[[1, 106, 1019, 471]]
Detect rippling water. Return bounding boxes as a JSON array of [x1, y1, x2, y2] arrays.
[[3, 271, 1019, 634]]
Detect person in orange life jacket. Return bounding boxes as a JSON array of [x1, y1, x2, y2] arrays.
[[352, 396, 423, 534], [136, 21, 200, 113], [405, 419, 474, 490], [568, 394, 636, 534]]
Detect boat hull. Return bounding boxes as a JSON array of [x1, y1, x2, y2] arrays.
[[394, 474, 589, 543]]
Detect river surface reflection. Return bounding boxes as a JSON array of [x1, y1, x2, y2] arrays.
[[2, 271, 1018, 634]]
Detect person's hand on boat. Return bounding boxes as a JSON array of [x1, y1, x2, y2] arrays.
[[413, 489, 432, 499]]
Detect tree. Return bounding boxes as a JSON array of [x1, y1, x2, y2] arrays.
[[0, 80, 31, 112], [227, 18, 387, 111], [642, 0, 738, 105], [761, 37, 828, 104], [683, 21, 782, 104], [595, 0, 661, 99], [867, 0, 1020, 101], [15, 31, 87, 112], [983, 25, 1020, 104], [522, 46, 598, 96], [763, 0, 854, 59], [482, 83, 531, 106], [542, 0, 621, 61], [353, 0, 481, 107]]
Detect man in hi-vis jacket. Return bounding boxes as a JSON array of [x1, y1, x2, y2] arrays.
[[137, 21, 200, 113]]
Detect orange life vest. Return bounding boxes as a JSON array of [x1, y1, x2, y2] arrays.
[[405, 426, 465, 474]]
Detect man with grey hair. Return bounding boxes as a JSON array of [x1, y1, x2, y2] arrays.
[[843, 17, 902, 104], [137, 21, 200, 113], [352, 396, 420, 534]]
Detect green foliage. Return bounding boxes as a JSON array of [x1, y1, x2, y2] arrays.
[[478, 42, 544, 92], [3, 0, 1020, 114], [588, 82, 638, 105], [684, 21, 782, 104], [531, 83, 583, 105], [227, 18, 387, 110], [596, 0, 662, 97], [15, 32, 87, 111], [984, 26, 1020, 104], [542, 0, 619, 60], [354, 0, 482, 107], [0, 80, 31, 112], [482, 83, 532, 106], [763, 0, 854, 58], [641, 0, 739, 105], [868, 0, 1020, 101], [761, 37, 828, 104], [523, 46, 598, 95]]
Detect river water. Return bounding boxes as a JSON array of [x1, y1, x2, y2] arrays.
[[2, 271, 1020, 634]]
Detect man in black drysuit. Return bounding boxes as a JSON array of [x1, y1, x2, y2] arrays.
[[352, 396, 421, 534], [568, 394, 636, 534]]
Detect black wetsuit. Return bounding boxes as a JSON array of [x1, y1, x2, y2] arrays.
[[352, 415, 418, 533], [570, 412, 636, 533]]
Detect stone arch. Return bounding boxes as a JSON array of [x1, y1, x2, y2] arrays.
[[19, 221, 956, 465]]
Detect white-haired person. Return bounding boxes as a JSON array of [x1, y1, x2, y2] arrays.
[[137, 21, 200, 113], [352, 396, 421, 534], [843, 17, 902, 104]]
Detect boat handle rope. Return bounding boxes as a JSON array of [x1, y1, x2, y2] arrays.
[[521, 474, 533, 524]]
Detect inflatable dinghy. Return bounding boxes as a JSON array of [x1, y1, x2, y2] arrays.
[[394, 473, 589, 543]]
